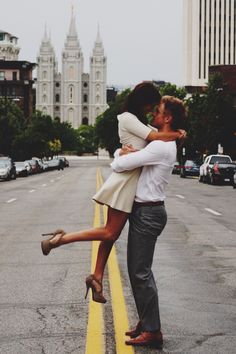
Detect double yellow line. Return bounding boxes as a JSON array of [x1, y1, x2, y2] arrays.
[[85, 169, 134, 354]]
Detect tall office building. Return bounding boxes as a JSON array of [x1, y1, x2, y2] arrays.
[[184, 0, 236, 87]]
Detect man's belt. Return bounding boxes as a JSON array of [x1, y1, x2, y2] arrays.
[[134, 201, 164, 207]]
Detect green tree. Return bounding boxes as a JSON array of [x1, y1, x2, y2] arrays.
[[76, 125, 98, 155], [0, 98, 25, 156], [12, 111, 56, 160], [185, 73, 236, 158], [95, 89, 130, 155], [53, 119, 78, 152], [160, 83, 187, 100]]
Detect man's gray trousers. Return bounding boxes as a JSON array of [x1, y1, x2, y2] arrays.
[[127, 203, 167, 332]]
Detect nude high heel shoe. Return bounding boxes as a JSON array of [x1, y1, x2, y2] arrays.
[[41, 229, 66, 256], [85, 274, 107, 304]]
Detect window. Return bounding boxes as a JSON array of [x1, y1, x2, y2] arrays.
[[69, 85, 74, 103], [82, 117, 88, 125], [83, 94, 88, 102], [83, 82, 88, 88], [0, 71, 5, 80], [43, 71, 47, 80], [43, 84, 47, 92], [83, 106, 88, 111], [56, 82, 60, 87], [55, 94, 60, 102], [12, 72, 17, 81], [0, 33, 4, 41]]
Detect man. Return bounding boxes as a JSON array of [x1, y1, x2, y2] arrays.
[[111, 96, 187, 349]]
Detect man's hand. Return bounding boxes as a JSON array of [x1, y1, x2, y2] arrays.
[[119, 144, 138, 156]]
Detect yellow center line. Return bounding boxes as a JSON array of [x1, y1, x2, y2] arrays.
[[85, 169, 105, 354], [98, 169, 134, 354]]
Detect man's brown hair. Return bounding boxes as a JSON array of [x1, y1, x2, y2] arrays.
[[161, 95, 187, 130]]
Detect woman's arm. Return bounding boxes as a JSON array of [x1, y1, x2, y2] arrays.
[[146, 130, 185, 142]]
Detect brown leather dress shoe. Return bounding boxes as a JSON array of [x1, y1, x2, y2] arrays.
[[125, 331, 163, 349], [125, 321, 142, 338]]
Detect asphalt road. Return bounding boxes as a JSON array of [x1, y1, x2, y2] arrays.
[[0, 158, 235, 354]]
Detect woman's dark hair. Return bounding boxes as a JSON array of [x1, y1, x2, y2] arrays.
[[121, 82, 161, 124]]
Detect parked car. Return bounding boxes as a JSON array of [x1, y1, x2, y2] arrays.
[[232, 171, 236, 189], [25, 159, 41, 174], [46, 158, 64, 171], [180, 160, 200, 178], [199, 154, 232, 183], [58, 156, 69, 167], [0, 158, 17, 180], [172, 161, 180, 175], [15, 162, 29, 177], [32, 157, 44, 172], [209, 162, 236, 185]]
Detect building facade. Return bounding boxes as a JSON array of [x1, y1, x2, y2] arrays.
[[184, 0, 236, 87], [0, 30, 36, 117], [36, 13, 107, 128]]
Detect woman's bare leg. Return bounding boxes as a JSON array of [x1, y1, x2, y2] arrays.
[[93, 241, 114, 282], [55, 206, 128, 245]]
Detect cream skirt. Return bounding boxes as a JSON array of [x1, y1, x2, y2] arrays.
[[93, 168, 141, 213]]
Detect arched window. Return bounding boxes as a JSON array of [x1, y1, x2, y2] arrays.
[[83, 106, 88, 111], [68, 85, 74, 103], [82, 117, 88, 125], [43, 95, 47, 103], [83, 94, 88, 103], [96, 71, 100, 80], [43, 71, 47, 80], [55, 94, 60, 102]]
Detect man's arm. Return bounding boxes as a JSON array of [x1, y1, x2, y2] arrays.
[[111, 141, 166, 172]]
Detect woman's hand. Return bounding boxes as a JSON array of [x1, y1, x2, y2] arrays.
[[119, 144, 138, 156], [177, 129, 187, 139]]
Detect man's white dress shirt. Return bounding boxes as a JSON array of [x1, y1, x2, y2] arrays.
[[111, 140, 176, 203]]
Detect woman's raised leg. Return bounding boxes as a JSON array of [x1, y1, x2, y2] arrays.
[[93, 207, 129, 282]]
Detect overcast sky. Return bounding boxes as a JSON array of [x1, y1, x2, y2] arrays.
[[1, 0, 184, 86]]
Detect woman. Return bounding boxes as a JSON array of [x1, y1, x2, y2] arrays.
[[41, 82, 185, 303]]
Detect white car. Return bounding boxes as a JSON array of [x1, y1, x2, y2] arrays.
[[199, 154, 232, 183]]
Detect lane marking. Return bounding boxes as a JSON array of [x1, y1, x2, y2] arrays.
[[176, 194, 185, 199], [29, 189, 36, 193], [99, 169, 134, 354], [205, 208, 222, 216], [85, 169, 105, 354], [6, 198, 17, 203]]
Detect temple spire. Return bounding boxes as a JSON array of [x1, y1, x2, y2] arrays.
[[68, 4, 77, 37]]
